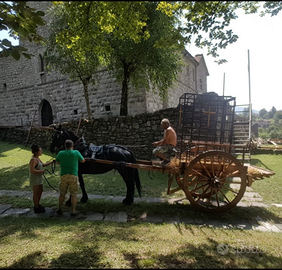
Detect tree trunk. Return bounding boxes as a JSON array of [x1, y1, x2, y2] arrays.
[[120, 62, 130, 116], [120, 78, 128, 116], [82, 80, 92, 120]]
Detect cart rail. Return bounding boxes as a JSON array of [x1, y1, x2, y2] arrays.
[[85, 156, 275, 182]]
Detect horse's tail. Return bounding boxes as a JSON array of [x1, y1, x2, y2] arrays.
[[129, 149, 142, 198], [114, 145, 142, 198]]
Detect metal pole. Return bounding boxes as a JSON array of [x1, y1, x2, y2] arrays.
[[248, 50, 252, 142], [223, 72, 225, 96]]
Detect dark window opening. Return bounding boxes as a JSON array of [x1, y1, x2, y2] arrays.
[[39, 54, 44, 72], [41, 100, 53, 126], [3, 83, 7, 90], [39, 54, 46, 83], [74, 109, 78, 115], [105, 105, 111, 111]]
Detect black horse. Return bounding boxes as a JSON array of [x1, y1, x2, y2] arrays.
[[49, 125, 141, 205]]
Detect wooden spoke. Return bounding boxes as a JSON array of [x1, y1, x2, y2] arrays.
[[183, 150, 247, 213]]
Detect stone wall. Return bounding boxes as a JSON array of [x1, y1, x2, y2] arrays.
[[0, 46, 199, 127], [0, 107, 179, 160], [0, 1, 208, 127]]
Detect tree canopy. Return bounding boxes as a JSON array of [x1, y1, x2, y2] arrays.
[[48, 1, 282, 64], [0, 1, 45, 60], [105, 1, 185, 115], [41, 1, 282, 117], [45, 1, 186, 117], [1, 1, 281, 62]]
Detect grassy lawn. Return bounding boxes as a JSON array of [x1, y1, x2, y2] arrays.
[[1, 217, 282, 269], [0, 140, 282, 268]]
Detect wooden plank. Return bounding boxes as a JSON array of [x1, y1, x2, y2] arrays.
[[76, 113, 84, 136], [84, 158, 178, 173], [247, 165, 275, 178], [25, 110, 37, 146], [85, 157, 276, 181]]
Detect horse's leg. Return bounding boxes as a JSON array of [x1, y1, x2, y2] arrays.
[[78, 172, 88, 203], [118, 167, 135, 205]]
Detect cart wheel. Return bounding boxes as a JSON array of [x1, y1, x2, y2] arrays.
[[175, 173, 184, 189], [183, 150, 247, 213]]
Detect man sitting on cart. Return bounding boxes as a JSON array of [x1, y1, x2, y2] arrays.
[[152, 118, 177, 166]]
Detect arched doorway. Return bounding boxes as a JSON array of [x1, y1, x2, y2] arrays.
[[41, 99, 53, 126]]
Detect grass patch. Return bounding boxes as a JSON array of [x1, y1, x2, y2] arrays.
[[1, 140, 282, 268], [0, 140, 182, 198], [0, 216, 282, 269]]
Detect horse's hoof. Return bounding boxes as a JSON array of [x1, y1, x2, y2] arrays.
[[80, 197, 88, 204], [123, 199, 133, 205]]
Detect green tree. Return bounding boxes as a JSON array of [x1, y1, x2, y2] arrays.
[[45, 1, 185, 117], [0, 1, 45, 60], [47, 2, 150, 57], [260, 1, 282, 16], [44, 3, 104, 120], [269, 127, 282, 139], [274, 111, 282, 121], [252, 112, 259, 121], [44, 1, 282, 116], [259, 108, 268, 118], [268, 106, 277, 118], [105, 1, 185, 116], [179, 1, 282, 64]]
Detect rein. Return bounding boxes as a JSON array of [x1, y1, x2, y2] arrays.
[[43, 161, 59, 192], [74, 137, 84, 147]]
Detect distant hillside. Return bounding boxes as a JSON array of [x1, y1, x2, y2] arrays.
[[235, 107, 259, 114]]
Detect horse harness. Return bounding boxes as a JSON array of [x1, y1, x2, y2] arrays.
[[74, 137, 129, 161]]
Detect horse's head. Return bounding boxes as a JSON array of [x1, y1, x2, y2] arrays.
[[50, 126, 65, 153], [50, 125, 77, 153]]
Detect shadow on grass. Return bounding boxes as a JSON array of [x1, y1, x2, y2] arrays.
[[1, 192, 281, 225], [1, 216, 282, 269], [9, 249, 102, 269], [75, 197, 282, 226], [0, 164, 61, 191], [0, 164, 31, 190]]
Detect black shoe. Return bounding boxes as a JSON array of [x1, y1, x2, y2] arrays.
[[56, 209, 63, 215], [38, 204, 45, 211], [71, 211, 79, 216], [34, 206, 46, 213]]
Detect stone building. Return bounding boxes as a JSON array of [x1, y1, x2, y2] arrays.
[[0, 1, 209, 127]]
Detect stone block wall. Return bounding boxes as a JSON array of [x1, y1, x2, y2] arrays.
[[0, 107, 179, 160], [0, 53, 198, 127]]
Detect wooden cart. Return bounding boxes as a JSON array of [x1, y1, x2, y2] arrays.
[[91, 141, 274, 213], [90, 92, 276, 213]]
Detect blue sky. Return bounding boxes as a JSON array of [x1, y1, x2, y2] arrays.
[[187, 9, 282, 112], [1, 8, 282, 112]]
